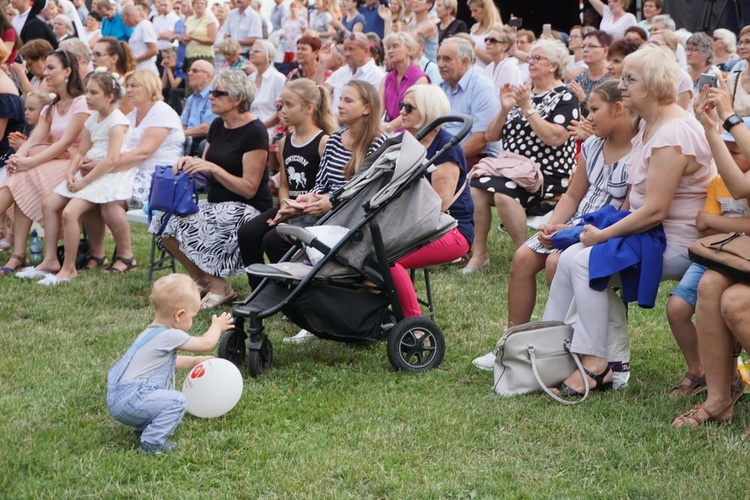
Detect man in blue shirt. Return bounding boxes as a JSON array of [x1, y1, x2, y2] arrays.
[[359, 0, 385, 38], [181, 60, 218, 156], [437, 37, 500, 165], [96, 0, 134, 41]]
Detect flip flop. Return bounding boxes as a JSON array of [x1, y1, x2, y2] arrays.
[[38, 274, 72, 286], [200, 289, 236, 309], [16, 266, 53, 280]]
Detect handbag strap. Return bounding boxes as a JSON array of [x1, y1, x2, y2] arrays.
[[732, 70, 741, 107], [528, 340, 590, 405]]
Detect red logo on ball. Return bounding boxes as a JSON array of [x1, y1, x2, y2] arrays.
[[191, 364, 206, 378]]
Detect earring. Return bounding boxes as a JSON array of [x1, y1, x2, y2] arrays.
[[65, 77, 69, 83]]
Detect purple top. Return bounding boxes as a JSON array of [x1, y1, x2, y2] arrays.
[[383, 63, 428, 121]]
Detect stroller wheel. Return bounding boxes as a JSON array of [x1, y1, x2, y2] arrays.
[[218, 328, 246, 368], [247, 336, 273, 378], [387, 317, 445, 372]]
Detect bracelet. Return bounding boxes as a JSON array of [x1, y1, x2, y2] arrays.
[[524, 108, 537, 118]]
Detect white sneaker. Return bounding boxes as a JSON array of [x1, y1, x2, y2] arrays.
[[472, 352, 496, 371], [612, 370, 630, 390], [282, 329, 317, 344]]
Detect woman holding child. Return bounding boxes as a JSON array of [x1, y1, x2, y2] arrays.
[[542, 46, 715, 397], [0, 50, 89, 276], [152, 69, 272, 309]]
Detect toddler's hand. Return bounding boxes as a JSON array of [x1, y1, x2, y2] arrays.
[[212, 311, 234, 332]]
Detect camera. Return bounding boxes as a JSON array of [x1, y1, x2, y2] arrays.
[[508, 18, 523, 28]]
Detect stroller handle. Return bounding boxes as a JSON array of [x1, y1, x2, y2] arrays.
[[414, 114, 473, 144]]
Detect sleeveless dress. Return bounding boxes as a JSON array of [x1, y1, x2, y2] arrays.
[[4, 96, 90, 222], [54, 109, 134, 203]]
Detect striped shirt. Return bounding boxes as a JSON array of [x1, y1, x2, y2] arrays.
[[572, 135, 630, 220], [312, 130, 387, 194]]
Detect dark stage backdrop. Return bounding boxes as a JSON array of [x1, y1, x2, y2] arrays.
[[455, 0, 580, 37]]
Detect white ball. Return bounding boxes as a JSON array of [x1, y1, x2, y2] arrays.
[[182, 358, 243, 418]]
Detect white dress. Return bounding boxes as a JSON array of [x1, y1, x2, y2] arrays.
[[127, 101, 186, 207], [54, 109, 134, 203]]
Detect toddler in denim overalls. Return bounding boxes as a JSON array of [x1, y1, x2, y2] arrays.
[[107, 274, 234, 454]]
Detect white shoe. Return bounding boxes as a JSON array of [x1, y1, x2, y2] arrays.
[[282, 329, 317, 344], [612, 370, 630, 390], [38, 274, 71, 286], [472, 352, 496, 371], [16, 266, 51, 279]]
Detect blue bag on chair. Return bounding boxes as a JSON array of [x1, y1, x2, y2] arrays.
[[148, 165, 202, 235]]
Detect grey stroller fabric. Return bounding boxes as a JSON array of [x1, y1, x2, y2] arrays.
[[268, 131, 457, 279]]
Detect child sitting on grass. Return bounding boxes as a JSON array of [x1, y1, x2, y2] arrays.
[[666, 119, 750, 398], [106, 273, 234, 455]]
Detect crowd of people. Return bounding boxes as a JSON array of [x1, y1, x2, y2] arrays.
[[4, 0, 750, 452]]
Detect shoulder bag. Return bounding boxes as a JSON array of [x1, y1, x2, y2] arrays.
[[493, 321, 590, 405], [688, 232, 750, 283]]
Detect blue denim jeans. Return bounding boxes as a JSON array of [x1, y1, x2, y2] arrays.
[[109, 384, 186, 446]]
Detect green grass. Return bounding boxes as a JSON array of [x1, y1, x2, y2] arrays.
[[2, 219, 750, 497]]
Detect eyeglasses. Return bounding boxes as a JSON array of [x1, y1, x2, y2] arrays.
[[581, 44, 603, 50], [484, 37, 504, 45], [209, 89, 230, 98], [527, 54, 549, 63], [685, 46, 700, 53], [619, 74, 638, 87], [250, 48, 263, 54], [91, 51, 110, 58], [569, 34, 582, 39], [713, 36, 722, 41], [398, 102, 416, 114]]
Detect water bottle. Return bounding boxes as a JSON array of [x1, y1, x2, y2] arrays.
[[28, 230, 42, 266]]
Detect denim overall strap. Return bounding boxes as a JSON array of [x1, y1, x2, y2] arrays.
[[107, 326, 167, 393]]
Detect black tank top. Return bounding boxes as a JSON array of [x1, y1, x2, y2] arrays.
[[283, 130, 326, 198]]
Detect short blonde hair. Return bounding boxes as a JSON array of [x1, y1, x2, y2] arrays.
[[125, 69, 163, 102], [529, 39, 569, 80], [624, 45, 677, 105], [404, 84, 450, 130], [150, 274, 199, 315], [441, 0, 458, 16], [383, 32, 418, 59], [219, 37, 241, 56]]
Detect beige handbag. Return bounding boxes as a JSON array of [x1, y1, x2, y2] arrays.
[[492, 321, 589, 405], [688, 232, 750, 283]]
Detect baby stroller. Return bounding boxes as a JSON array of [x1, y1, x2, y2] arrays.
[[218, 116, 473, 377]]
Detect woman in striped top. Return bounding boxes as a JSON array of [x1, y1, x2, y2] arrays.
[[472, 80, 637, 370], [261, 80, 387, 344]]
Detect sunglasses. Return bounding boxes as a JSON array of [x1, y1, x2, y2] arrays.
[[398, 102, 416, 114], [484, 37, 503, 45], [209, 89, 230, 98]]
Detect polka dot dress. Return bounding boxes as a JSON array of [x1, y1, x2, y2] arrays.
[[470, 85, 579, 208]]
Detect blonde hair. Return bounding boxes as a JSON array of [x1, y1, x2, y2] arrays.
[[440, 0, 458, 16], [150, 274, 199, 315], [404, 85, 450, 130], [218, 37, 241, 56], [343, 80, 382, 179], [624, 45, 677, 105], [467, 0, 501, 34], [284, 79, 337, 135], [26, 90, 54, 109], [124, 69, 163, 102], [383, 31, 418, 59]]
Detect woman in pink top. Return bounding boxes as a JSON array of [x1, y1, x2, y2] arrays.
[[379, 32, 428, 133], [0, 50, 90, 275], [541, 46, 715, 397]]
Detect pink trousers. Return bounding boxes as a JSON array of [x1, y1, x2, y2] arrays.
[[390, 227, 470, 318]]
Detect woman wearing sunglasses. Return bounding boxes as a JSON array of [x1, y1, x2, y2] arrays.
[[150, 70, 273, 309], [483, 24, 522, 89], [389, 84, 473, 318]]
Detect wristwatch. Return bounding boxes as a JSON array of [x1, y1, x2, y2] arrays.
[[524, 108, 537, 118], [723, 113, 744, 132]]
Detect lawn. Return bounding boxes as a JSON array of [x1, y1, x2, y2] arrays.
[[2, 219, 750, 498]]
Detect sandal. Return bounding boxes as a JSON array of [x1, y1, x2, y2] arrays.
[[668, 373, 707, 397], [0, 254, 26, 275], [730, 372, 746, 406], [200, 288, 236, 309], [83, 255, 108, 271], [103, 256, 138, 275], [672, 402, 733, 428], [554, 365, 614, 397]]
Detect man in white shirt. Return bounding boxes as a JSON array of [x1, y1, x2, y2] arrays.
[[152, 0, 179, 51], [220, 0, 262, 55], [10, 0, 31, 38], [122, 3, 159, 73], [322, 32, 386, 111]]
